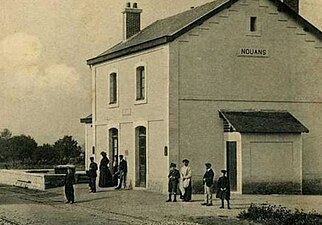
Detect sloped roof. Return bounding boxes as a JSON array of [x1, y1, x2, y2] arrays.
[[219, 110, 309, 133], [80, 114, 92, 124], [87, 0, 322, 65]]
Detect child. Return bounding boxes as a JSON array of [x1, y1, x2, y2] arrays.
[[64, 166, 75, 204], [166, 163, 180, 202], [216, 170, 231, 209], [201, 163, 214, 206]]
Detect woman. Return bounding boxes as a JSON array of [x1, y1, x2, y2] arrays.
[[98, 152, 113, 187]]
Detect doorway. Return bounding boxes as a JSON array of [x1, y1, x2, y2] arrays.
[[135, 126, 146, 187], [226, 141, 237, 191], [109, 128, 118, 174]]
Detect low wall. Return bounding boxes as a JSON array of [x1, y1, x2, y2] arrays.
[[0, 169, 65, 191]]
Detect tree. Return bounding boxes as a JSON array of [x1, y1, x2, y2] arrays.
[[33, 144, 56, 165], [8, 135, 38, 164], [0, 128, 12, 140], [53, 136, 82, 164]]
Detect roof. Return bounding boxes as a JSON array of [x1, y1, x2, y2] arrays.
[[87, 0, 322, 65], [219, 110, 309, 133], [80, 114, 92, 124]]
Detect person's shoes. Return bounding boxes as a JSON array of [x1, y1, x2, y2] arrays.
[[228, 207, 231, 209], [173, 199, 177, 202], [115, 187, 121, 190], [201, 203, 208, 206], [220, 206, 224, 208], [166, 199, 171, 202], [70, 201, 74, 204], [65, 201, 70, 204], [206, 203, 213, 206]]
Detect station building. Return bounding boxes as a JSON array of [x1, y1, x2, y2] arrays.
[[81, 0, 322, 194]]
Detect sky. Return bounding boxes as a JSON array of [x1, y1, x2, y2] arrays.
[[0, 0, 321, 145]]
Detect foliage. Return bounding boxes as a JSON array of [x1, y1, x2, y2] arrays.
[[302, 179, 322, 195], [237, 203, 322, 225], [242, 182, 301, 194], [0, 129, 84, 168]]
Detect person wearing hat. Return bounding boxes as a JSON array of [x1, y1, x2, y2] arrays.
[[201, 163, 215, 206], [116, 155, 127, 189], [179, 159, 192, 201], [99, 152, 113, 187], [166, 163, 180, 202], [216, 170, 231, 209], [88, 157, 98, 193], [64, 166, 75, 204]]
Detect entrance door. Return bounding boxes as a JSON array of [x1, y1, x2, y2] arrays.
[[226, 141, 237, 191], [109, 128, 118, 174], [136, 126, 146, 187]]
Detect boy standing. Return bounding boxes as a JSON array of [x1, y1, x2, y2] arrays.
[[88, 157, 98, 193], [166, 163, 180, 202], [64, 166, 75, 204], [201, 163, 215, 206], [216, 170, 231, 209]]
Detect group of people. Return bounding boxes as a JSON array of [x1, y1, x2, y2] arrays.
[[88, 152, 128, 193], [63, 152, 128, 204], [167, 159, 231, 209]]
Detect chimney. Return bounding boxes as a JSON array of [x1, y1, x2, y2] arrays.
[[282, 0, 299, 13], [123, 2, 142, 40]]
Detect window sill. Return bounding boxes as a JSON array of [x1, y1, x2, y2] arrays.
[[108, 103, 119, 108], [246, 33, 261, 37], [134, 99, 147, 105]]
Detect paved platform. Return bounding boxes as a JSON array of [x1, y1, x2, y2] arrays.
[[0, 184, 322, 225]]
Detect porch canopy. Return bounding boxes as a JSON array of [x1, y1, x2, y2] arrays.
[[219, 110, 309, 133], [80, 114, 92, 124]]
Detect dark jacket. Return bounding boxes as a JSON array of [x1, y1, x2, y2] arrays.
[[88, 162, 98, 178], [119, 159, 127, 173], [168, 168, 180, 181], [203, 168, 214, 187], [65, 171, 75, 186]]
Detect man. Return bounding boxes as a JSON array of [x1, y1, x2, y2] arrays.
[[88, 157, 98, 193], [166, 163, 180, 202], [216, 170, 231, 209], [201, 163, 215, 206], [64, 166, 75, 204], [116, 155, 127, 189], [179, 159, 192, 201]]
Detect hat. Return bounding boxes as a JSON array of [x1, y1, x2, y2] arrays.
[[170, 163, 176, 167], [119, 155, 124, 158], [221, 169, 227, 173], [100, 152, 106, 156], [90, 157, 94, 160], [205, 163, 211, 167], [182, 159, 189, 163]]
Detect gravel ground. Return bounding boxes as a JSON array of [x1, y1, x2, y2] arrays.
[[1, 184, 322, 225]]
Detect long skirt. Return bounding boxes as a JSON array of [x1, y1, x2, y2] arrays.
[[99, 167, 113, 187], [216, 189, 230, 200], [179, 180, 192, 201]]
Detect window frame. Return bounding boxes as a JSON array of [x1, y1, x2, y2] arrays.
[[134, 63, 147, 105], [108, 69, 119, 108]]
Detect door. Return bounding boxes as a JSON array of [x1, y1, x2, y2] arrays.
[[226, 141, 237, 191], [109, 128, 118, 174], [136, 126, 146, 187]]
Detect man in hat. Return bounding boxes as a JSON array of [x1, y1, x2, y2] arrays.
[[201, 163, 215, 206], [116, 155, 127, 189], [88, 157, 98, 193], [216, 170, 231, 209], [166, 163, 180, 202], [179, 159, 192, 201], [64, 166, 75, 204]]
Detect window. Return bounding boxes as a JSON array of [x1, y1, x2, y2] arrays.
[[109, 73, 117, 104], [136, 66, 145, 100], [250, 17, 257, 32]]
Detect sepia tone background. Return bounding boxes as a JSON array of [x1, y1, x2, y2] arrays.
[[0, 0, 321, 145]]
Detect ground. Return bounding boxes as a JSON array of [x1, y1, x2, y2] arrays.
[[1, 184, 322, 225]]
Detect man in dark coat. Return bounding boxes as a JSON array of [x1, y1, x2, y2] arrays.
[[116, 155, 127, 189], [166, 163, 180, 202], [88, 157, 98, 193], [64, 166, 75, 204], [216, 170, 231, 209], [201, 163, 215, 206]]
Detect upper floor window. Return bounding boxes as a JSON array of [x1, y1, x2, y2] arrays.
[[136, 66, 145, 100], [109, 72, 117, 104], [250, 17, 257, 32]]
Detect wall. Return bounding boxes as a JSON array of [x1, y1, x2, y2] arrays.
[[242, 133, 302, 194], [84, 123, 93, 170], [169, 0, 321, 192], [92, 45, 170, 192]]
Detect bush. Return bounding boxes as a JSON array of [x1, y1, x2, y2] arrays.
[[237, 203, 322, 225]]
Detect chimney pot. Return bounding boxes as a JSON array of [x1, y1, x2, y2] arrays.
[[133, 3, 138, 8], [126, 2, 131, 8]]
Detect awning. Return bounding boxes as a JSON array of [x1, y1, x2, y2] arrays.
[[219, 110, 309, 133], [80, 114, 92, 124]]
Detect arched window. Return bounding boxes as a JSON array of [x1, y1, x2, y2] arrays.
[[136, 66, 145, 100], [109, 73, 117, 104], [109, 128, 118, 173], [135, 126, 146, 187]]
